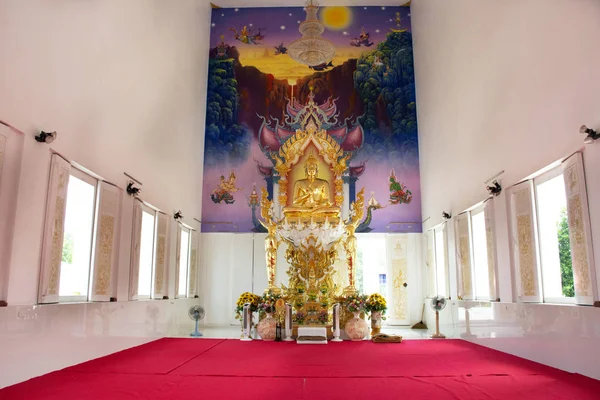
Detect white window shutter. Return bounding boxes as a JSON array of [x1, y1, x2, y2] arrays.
[[510, 181, 541, 302], [562, 152, 597, 305], [90, 182, 121, 302], [129, 199, 143, 300], [188, 229, 199, 297], [484, 200, 499, 301], [455, 214, 473, 300], [153, 212, 169, 299], [174, 226, 182, 297], [425, 230, 436, 298], [39, 154, 71, 303]]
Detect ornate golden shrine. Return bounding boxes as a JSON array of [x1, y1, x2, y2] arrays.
[[258, 94, 365, 325]]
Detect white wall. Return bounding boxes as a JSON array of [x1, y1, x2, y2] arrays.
[[200, 233, 424, 327], [0, 0, 212, 387], [412, 0, 600, 378], [0, 0, 212, 305]]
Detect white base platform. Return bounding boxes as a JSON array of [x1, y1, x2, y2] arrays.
[[296, 326, 327, 344]]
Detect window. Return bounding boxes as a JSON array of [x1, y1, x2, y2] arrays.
[[471, 210, 490, 299], [455, 201, 497, 301], [177, 226, 191, 298], [59, 169, 97, 301], [534, 168, 573, 303], [510, 153, 595, 305], [356, 235, 388, 296], [433, 226, 448, 297], [138, 207, 157, 298], [426, 225, 449, 298], [131, 202, 169, 300], [39, 154, 120, 304]]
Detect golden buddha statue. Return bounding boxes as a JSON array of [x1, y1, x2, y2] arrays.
[[283, 151, 340, 221]]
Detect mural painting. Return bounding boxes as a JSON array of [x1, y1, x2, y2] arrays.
[[202, 4, 421, 233]]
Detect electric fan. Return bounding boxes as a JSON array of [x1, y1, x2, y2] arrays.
[[188, 305, 205, 337], [430, 296, 447, 339]]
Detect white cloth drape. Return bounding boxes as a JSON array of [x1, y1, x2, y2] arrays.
[[90, 182, 120, 301], [153, 212, 169, 299], [455, 214, 473, 300], [174, 225, 182, 298], [510, 181, 541, 302], [483, 200, 499, 301], [188, 229, 199, 297], [425, 230, 436, 298], [562, 152, 597, 305], [39, 154, 71, 303]]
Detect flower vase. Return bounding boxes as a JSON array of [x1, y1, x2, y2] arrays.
[[257, 312, 277, 341], [371, 311, 382, 335], [344, 311, 369, 341]]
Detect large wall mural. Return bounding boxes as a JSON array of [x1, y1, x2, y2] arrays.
[[202, 4, 421, 233]]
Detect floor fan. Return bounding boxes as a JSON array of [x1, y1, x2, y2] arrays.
[[188, 305, 205, 337], [430, 296, 446, 339]]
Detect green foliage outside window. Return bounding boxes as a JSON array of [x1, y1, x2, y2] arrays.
[[557, 208, 574, 297], [62, 233, 74, 264]]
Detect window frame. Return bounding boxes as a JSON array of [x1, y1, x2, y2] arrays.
[[176, 224, 192, 299], [468, 205, 492, 301], [355, 233, 389, 297], [429, 223, 450, 298], [57, 167, 99, 303], [531, 166, 575, 305], [136, 204, 158, 300]]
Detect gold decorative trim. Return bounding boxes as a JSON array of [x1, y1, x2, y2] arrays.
[[94, 215, 115, 295], [154, 236, 166, 292], [49, 197, 66, 296], [568, 194, 591, 296]]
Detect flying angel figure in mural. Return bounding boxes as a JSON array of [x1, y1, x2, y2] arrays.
[[350, 28, 374, 47], [274, 43, 288, 55], [229, 26, 264, 44], [388, 169, 412, 205], [211, 170, 242, 205]]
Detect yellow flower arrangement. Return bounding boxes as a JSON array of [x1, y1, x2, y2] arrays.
[[366, 293, 387, 313], [235, 292, 260, 319]]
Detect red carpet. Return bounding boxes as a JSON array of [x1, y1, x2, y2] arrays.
[[2, 338, 600, 399]]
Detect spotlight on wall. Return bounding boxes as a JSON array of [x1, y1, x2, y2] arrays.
[[126, 181, 141, 197], [580, 125, 600, 144], [486, 181, 502, 197], [442, 211, 452, 220], [34, 131, 57, 144], [174, 211, 183, 221]]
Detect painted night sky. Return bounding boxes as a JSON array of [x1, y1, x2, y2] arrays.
[[210, 6, 412, 81], [202, 5, 421, 233]]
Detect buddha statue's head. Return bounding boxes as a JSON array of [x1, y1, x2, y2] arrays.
[[304, 151, 319, 179]]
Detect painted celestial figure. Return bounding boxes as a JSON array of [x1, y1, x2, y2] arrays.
[[274, 42, 288, 55], [229, 26, 264, 44], [211, 170, 242, 204], [389, 169, 412, 205], [350, 28, 373, 47]]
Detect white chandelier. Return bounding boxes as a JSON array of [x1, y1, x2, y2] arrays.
[[287, 0, 336, 67]]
